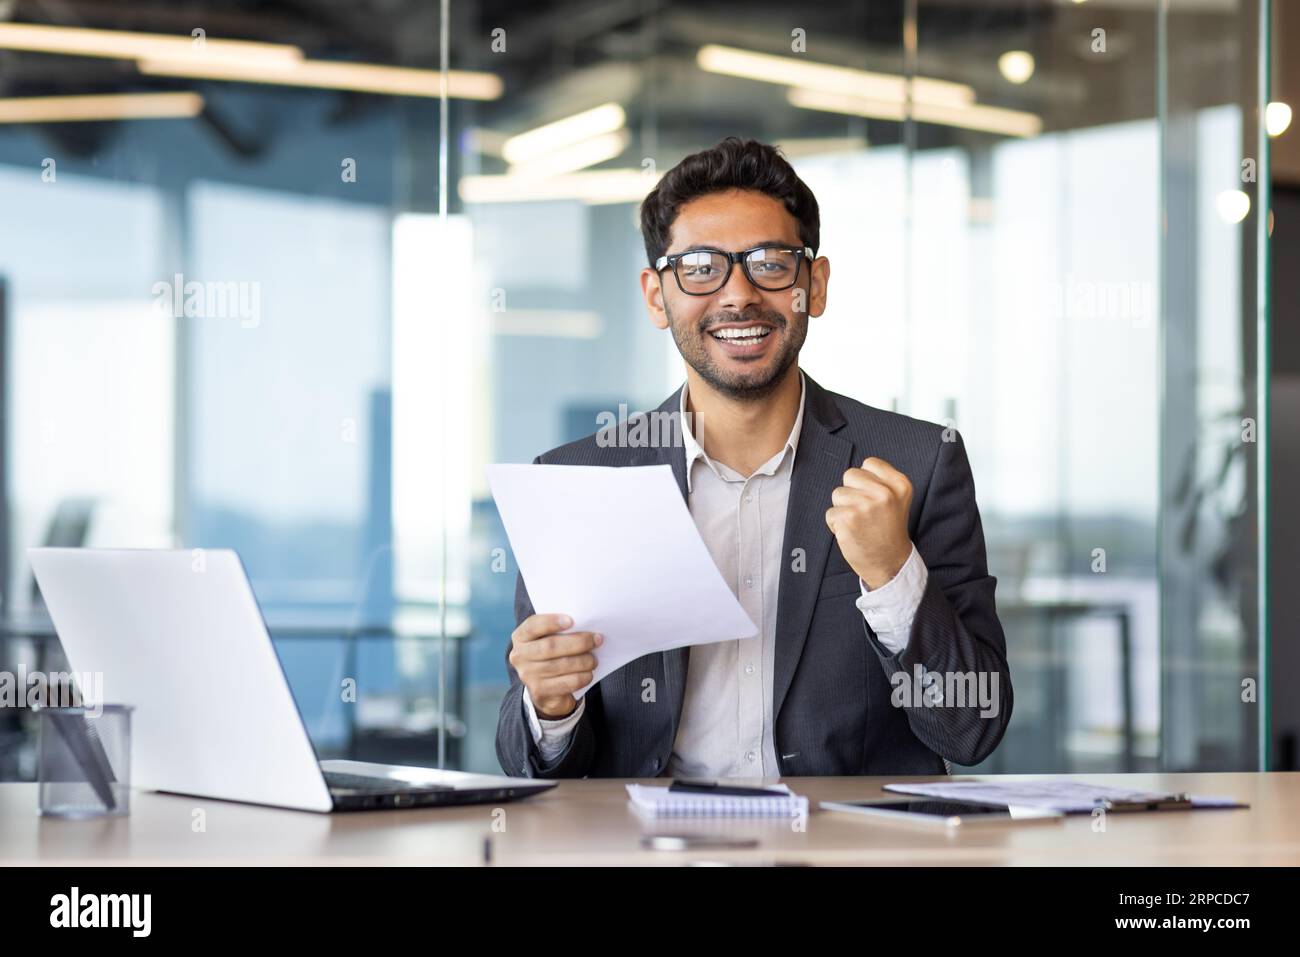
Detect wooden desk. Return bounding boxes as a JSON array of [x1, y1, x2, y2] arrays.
[[2, 772, 1295, 866]]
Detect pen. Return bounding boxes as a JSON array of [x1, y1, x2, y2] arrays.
[[669, 779, 789, 798], [46, 710, 117, 811]]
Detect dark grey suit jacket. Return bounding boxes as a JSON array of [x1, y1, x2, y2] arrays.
[[496, 370, 1012, 778]]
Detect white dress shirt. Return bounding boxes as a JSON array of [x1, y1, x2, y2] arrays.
[[523, 370, 929, 773]]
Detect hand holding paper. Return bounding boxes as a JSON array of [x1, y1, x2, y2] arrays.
[[508, 612, 601, 719], [487, 464, 757, 700]]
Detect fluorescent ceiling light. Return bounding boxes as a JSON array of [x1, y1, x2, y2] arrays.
[[502, 103, 626, 164], [138, 56, 501, 100], [787, 87, 1042, 138], [698, 42, 1038, 137], [507, 130, 630, 179], [696, 44, 974, 109], [0, 22, 301, 65], [774, 135, 869, 157], [0, 92, 204, 123], [459, 168, 657, 204]]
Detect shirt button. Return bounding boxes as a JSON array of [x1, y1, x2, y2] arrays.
[[745, 575, 754, 588], [745, 663, 755, 675], [744, 493, 753, 503], [746, 750, 757, 763]]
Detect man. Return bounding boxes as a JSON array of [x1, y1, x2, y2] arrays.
[[496, 136, 1011, 779]]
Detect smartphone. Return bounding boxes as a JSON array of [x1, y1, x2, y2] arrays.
[[819, 798, 1064, 827]]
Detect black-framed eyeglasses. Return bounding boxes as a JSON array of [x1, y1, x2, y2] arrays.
[[654, 244, 815, 296]]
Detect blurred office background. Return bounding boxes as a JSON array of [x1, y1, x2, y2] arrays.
[[0, 0, 1286, 778]]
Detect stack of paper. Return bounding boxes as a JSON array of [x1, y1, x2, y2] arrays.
[[883, 780, 1245, 812]]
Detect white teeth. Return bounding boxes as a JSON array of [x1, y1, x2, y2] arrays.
[[710, 326, 771, 340]]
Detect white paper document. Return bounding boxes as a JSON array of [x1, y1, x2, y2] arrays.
[[882, 779, 1244, 812], [486, 463, 757, 697]]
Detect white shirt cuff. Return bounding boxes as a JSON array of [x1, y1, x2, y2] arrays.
[[523, 688, 585, 761], [855, 543, 927, 655]]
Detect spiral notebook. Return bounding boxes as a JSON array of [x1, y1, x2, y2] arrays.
[[626, 783, 808, 818]]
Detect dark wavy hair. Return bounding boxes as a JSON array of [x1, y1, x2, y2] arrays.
[[639, 137, 821, 268]]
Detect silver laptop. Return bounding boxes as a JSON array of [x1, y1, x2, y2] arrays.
[[28, 547, 556, 812]]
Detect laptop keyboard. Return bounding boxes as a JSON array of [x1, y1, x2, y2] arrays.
[[323, 770, 452, 793]]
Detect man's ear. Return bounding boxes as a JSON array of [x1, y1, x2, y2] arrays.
[[641, 267, 670, 330], [808, 256, 831, 318]]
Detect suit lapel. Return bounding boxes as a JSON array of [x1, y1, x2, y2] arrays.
[[772, 374, 853, 723]]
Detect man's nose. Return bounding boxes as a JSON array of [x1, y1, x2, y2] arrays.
[[714, 259, 764, 309]]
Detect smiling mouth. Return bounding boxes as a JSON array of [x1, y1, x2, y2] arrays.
[[707, 325, 773, 346]]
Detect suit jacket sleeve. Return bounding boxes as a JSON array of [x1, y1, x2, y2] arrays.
[[494, 457, 600, 779], [862, 429, 1013, 766]]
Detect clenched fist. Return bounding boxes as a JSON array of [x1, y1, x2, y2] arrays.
[[825, 456, 914, 590]]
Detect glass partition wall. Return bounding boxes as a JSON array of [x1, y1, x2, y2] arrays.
[[0, 0, 1269, 778]]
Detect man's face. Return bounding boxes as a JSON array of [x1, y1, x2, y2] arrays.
[[642, 188, 829, 401]]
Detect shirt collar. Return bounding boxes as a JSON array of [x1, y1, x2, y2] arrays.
[[679, 369, 807, 493]]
